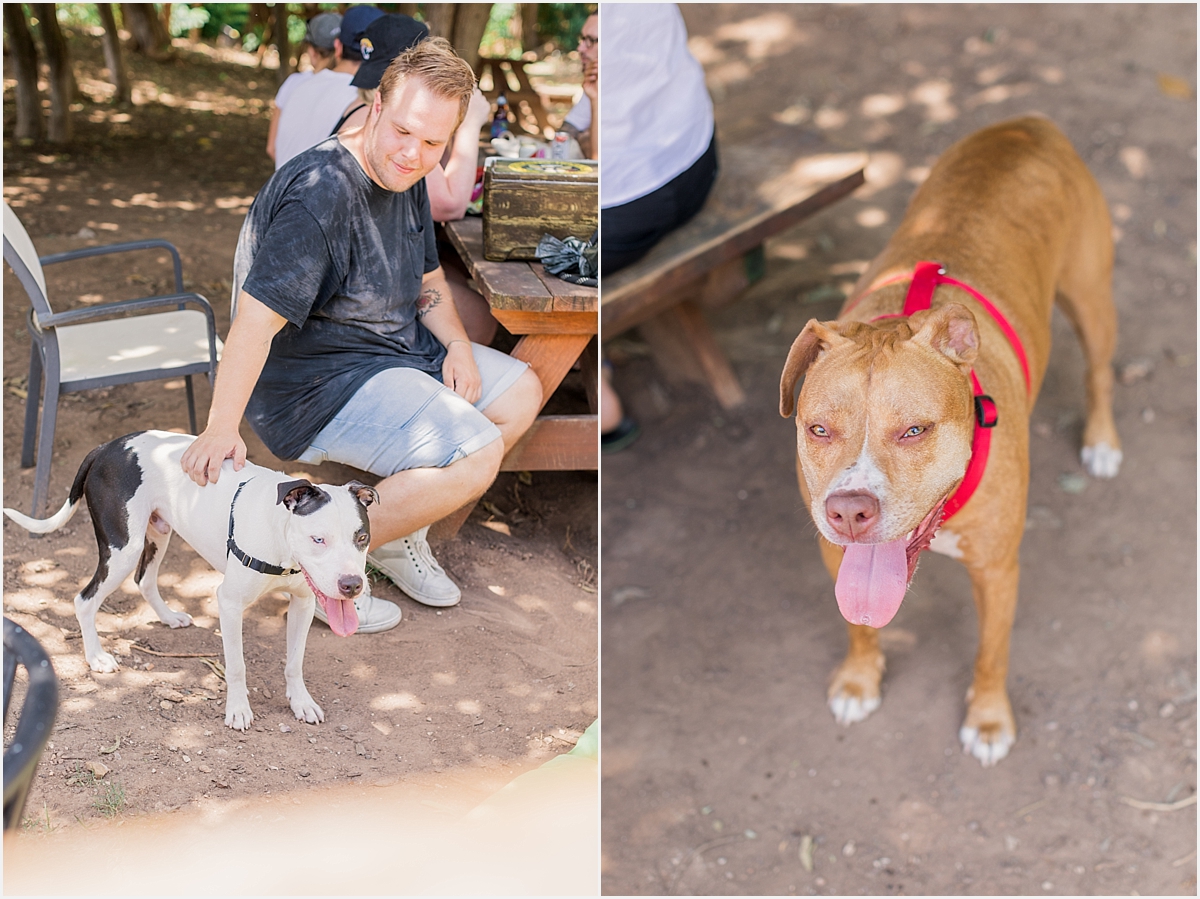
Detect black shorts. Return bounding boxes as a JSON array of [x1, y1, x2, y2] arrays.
[[601, 131, 719, 275]]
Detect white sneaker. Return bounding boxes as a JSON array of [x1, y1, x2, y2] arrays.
[[311, 582, 402, 634], [368, 526, 461, 607]]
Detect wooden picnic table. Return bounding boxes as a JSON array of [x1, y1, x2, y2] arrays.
[[602, 140, 868, 408], [433, 215, 597, 538]]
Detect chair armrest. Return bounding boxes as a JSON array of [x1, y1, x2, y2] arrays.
[[38, 292, 215, 331], [39, 239, 185, 293]]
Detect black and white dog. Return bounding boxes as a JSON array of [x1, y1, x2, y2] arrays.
[[3, 430, 378, 731]]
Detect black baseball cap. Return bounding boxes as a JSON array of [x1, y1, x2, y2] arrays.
[[351, 14, 431, 89]]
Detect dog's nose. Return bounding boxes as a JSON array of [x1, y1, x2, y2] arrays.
[[338, 575, 363, 598], [825, 491, 880, 540]]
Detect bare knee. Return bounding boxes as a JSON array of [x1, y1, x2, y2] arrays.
[[509, 367, 543, 427]]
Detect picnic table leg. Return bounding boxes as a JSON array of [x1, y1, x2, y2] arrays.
[[639, 300, 747, 409], [430, 332, 596, 541]]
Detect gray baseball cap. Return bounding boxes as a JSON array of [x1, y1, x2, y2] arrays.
[[304, 12, 341, 50]]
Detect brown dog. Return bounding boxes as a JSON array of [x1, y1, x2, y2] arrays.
[[779, 117, 1121, 766]]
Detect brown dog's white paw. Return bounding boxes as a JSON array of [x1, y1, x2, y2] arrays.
[[827, 656, 884, 725], [959, 723, 1015, 766], [960, 691, 1016, 766], [1081, 442, 1122, 479]]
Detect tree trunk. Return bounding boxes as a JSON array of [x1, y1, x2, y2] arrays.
[[122, 3, 171, 59], [422, 5, 456, 42], [424, 3, 493, 72], [273, 3, 290, 86], [4, 5, 43, 141], [520, 4, 540, 54], [34, 4, 73, 143], [97, 4, 131, 105]]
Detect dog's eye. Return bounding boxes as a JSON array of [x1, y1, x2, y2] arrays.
[[902, 425, 926, 438], [311, 536, 325, 545], [809, 425, 830, 438], [356, 534, 369, 548]]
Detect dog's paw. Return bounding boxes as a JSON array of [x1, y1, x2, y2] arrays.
[[225, 702, 254, 732], [827, 654, 884, 726], [162, 609, 193, 629], [960, 690, 1016, 766], [959, 723, 1014, 766], [1081, 442, 1122, 479], [830, 691, 880, 725], [288, 690, 325, 725], [88, 651, 120, 673]]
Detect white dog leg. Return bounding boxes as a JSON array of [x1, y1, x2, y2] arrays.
[[217, 584, 254, 731], [284, 592, 324, 724], [137, 525, 192, 629]]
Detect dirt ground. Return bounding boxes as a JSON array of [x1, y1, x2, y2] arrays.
[[602, 4, 1195, 896], [1, 28, 598, 859]]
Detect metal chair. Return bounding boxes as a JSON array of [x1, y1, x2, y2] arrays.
[[3, 202, 222, 516], [3, 618, 58, 830]]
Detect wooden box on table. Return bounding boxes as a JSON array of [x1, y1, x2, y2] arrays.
[[481, 158, 598, 261]]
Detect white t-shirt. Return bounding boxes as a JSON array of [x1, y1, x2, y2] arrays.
[[565, 93, 591, 132], [274, 70, 314, 112], [273, 70, 359, 170], [599, 3, 714, 208]]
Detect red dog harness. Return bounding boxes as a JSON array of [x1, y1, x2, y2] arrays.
[[852, 261, 1032, 521]]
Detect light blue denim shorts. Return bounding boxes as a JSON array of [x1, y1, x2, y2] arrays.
[[296, 343, 528, 476]]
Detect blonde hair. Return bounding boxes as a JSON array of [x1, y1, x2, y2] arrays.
[[377, 37, 476, 130]]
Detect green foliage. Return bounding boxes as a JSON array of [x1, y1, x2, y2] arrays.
[[481, 3, 521, 58], [169, 4, 211, 37], [54, 4, 101, 28], [536, 3, 594, 51]]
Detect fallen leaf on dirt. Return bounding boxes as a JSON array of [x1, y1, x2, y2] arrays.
[[799, 834, 814, 872], [1157, 72, 1193, 99], [98, 737, 121, 754], [481, 520, 511, 535], [85, 761, 109, 778], [481, 501, 508, 518]]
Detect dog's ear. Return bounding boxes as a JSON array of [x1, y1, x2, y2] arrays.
[[346, 480, 380, 508], [278, 479, 331, 515], [780, 319, 848, 417], [909, 303, 979, 375]]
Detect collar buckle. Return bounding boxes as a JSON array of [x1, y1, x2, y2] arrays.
[[975, 395, 999, 428]]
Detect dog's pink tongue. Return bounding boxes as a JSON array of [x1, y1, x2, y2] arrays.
[[835, 539, 909, 628], [318, 595, 360, 637]]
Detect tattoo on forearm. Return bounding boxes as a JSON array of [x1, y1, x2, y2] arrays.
[[416, 287, 444, 319]]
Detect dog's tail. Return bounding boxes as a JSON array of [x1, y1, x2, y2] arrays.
[[2, 443, 103, 533]]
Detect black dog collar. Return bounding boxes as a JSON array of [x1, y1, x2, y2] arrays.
[[227, 479, 302, 577]]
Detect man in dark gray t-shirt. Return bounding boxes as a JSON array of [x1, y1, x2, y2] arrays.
[[181, 39, 542, 632]]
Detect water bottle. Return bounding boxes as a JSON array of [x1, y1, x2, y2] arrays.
[[490, 93, 510, 139]]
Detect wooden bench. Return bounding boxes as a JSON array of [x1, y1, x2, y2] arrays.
[[601, 142, 867, 408]]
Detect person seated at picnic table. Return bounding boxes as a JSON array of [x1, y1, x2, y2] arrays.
[[599, 3, 719, 451], [270, 4, 384, 170], [560, 12, 598, 160], [333, 13, 497, 346], [266, 11, 340, 164], [181, 37, 543, 633]]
